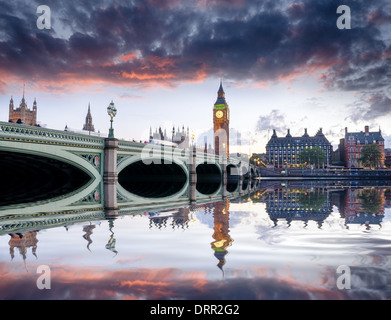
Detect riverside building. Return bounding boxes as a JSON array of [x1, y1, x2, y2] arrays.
[[266, 128, 332, 168]]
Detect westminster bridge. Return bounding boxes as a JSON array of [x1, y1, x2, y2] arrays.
[[0, 121, 259, 218]]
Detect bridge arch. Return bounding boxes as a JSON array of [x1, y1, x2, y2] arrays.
[[117, 155, 188, 200], [195, 162, 221, 195], [0, 145, 100, 210], [227, 164, 239, 193]]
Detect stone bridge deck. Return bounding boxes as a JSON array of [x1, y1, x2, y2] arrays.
[[0, 122, 258, 216]]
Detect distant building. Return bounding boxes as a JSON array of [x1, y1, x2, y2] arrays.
[[266, 128, 332, 168], [82, 103, 95, 132], [8, 89, 37, 126], [332, 137, 347, 166], [149, 125, 190, 149], [385, 148, 391, 168], [331, 146, 344, 166], [340, 126, 385, 168]]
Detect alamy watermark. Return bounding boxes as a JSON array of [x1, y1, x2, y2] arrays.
[[36, 5, 51, 30], [35, 4, 351, 31], [336, 265, 351, 290], [141, 128, 250, 175], [36, 264, 51, 290], [336, 5, 351, 30]]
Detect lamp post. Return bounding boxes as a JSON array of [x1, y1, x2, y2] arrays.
[[104, 100, 119, 215], [191, 131, 195, 147], [107, 100, 117, 138]]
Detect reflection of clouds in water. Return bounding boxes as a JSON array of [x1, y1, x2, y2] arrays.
[[382, 208, 391, 223], [1, 262, 390, 300], [0, 263, 343, 300], [255, 224, 286, 246], [194, 210, 214, 228], [194, 207, 253, 229], [322, 265, 391, 300], [227, 211, 252, 229]]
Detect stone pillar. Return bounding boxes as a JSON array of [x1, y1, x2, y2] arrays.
[[238, 161, 243, 196], [189, 146, 197, 203], [222, 157, 227, 199], [104, 137, 119, 216]]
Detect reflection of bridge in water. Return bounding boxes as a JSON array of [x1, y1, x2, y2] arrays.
[[0, 180, 389, 271], [0, 198, 242, 274], [0, 121, 259, 217]]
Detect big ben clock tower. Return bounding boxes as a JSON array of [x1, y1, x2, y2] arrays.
[[213, 81, 230, 157]]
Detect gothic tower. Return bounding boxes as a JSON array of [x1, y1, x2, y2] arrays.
[[8, 86, 37, 126], [83, 103, 95, 132], [213, 81, 230, 157]]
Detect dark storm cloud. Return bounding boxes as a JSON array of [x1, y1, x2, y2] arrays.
[[256, 109, 287, 133], [0, 0, 390, 91], [347, 91, 391, 123]]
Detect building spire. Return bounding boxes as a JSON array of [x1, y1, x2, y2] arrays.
[[218, 78, 224, 94], [215, 79, 227, 105], [83, 103, 95, 132]]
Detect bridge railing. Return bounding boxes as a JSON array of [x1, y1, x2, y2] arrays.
[[118, 140, 243, 165], [0, 122, 105, 148], [0, 121, 245, 168]]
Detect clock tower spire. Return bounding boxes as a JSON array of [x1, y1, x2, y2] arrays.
[[213, 80, 230, 157]]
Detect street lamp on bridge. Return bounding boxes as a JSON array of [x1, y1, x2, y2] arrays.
[[191, 131, 195, 146], [107, 100, 117, 138]]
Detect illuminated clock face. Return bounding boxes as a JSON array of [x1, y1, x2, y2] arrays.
[[215, 110, 224, 118]]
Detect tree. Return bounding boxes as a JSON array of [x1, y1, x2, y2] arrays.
[[250, 154, 266, 167], [298, 190, 327, 211], [358, 144, 383, 169], [299, 147, 327, 168], [357, 188, 383, 214]]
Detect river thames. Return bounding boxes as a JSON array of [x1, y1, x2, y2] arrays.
[[0, 180, 390, 300]]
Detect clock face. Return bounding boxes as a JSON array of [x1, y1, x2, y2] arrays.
[[215, 110, 224, 118]]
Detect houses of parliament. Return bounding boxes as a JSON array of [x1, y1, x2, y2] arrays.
[[8, 88, 38, 126], [6, 81, 232, 158], [7, 87, 97, 135]]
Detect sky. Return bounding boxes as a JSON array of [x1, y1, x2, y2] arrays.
[[0, 0, 391, 154]]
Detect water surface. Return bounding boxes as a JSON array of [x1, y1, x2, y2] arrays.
[[1, 180, 391, 300]]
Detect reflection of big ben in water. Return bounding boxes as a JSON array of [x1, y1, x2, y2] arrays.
[[210, 200, 233, 273]]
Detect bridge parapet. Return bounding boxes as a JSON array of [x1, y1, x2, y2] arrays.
[[0, 121, 105, 148], [0, 122, 252, 215], [108, 138, 242, 168]]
